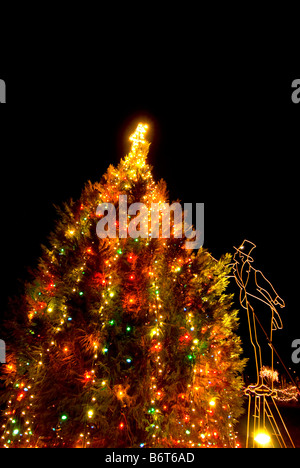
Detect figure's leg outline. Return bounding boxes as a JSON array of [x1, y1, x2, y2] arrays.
[[245, 299, 262, 385]]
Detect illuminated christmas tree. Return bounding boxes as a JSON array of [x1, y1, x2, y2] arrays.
[[0, 123, 246, 448]]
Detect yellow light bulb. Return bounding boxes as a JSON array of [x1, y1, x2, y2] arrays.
[[254, 432, 271, 445]]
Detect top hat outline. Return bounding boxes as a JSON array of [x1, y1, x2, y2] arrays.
[[233, 239, 256, 262]]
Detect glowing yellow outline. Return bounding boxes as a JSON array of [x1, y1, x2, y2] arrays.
[[232, 240, 295, 448]]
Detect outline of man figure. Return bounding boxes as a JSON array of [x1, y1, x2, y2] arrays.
[[232, 240, 285, 387]]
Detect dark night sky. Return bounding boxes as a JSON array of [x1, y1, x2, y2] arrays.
[[0, 40, 299, 379]]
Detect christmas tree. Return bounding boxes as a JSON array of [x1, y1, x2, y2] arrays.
[[0, 123, 245, 448]]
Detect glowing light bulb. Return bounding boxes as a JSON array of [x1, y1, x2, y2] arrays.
[[254, 432, 271, 445]]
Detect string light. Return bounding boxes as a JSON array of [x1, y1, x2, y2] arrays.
[[0, 122, 245, 449]]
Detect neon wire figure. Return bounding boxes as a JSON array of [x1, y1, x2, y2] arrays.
[[232, 240, 295, 448]]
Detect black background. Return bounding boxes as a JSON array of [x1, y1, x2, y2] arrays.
[[0, 25, 299, 381]]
